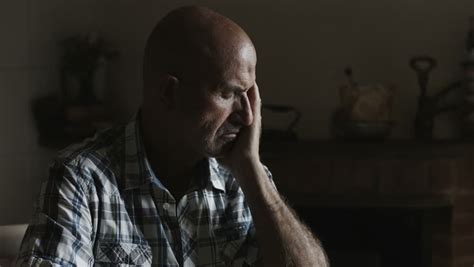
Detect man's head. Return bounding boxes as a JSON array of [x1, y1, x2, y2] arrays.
[[142, 6, 257, 158]]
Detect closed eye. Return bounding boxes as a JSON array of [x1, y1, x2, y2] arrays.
[[220, 91, 235, 100], [220, 84, 247, 100]]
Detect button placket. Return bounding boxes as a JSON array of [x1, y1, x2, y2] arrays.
[[163, 202, 177, 219]]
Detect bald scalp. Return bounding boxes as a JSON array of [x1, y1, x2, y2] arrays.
[[143, 6, 255, 91]]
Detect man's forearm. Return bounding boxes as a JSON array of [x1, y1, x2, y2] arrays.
[[234, 159, 329, 267]]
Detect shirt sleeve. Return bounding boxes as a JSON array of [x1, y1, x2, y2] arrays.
[[16, 161, 96, 266], [229, 165, 276, 267]]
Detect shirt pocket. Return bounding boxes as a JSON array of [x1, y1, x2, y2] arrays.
[[94, 241, 152, 266], [213, 221, 250, 262]]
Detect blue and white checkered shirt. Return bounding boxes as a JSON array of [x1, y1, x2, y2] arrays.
[[17, 115, 265, 266]]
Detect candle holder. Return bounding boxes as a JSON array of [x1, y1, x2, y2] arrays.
[[410, 56, 462, 141]]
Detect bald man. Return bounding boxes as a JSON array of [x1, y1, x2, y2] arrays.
[[18, 6, 328, 267]]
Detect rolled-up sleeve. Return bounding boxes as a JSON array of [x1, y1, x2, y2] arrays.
[[17, 161, 96, 266]]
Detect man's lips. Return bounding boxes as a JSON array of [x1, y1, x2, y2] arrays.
[[221, 131, 239, 138]]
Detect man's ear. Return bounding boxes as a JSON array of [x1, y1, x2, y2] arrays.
[[158, 74, 179, 110]]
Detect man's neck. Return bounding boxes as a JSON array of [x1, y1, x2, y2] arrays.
[[148, 154, 196, 200], [140, 113, 201, 198]]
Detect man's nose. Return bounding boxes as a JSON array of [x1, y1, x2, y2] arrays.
[[230, 93, 253, 126]]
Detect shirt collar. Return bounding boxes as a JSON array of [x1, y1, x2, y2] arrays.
[[122, 112, 227, 193], [207, 158, 226, 192], [122, 112, 155, 190]]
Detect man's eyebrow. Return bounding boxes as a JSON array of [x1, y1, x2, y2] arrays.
[[222, 83, 247, 92]]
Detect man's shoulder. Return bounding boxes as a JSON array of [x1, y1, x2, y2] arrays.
[[58, 126, 125, 164], [50, 125, 126, 188]]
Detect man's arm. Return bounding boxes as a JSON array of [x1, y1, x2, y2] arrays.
[[222, 84, 329, 267], [233, 160, 328, 266]]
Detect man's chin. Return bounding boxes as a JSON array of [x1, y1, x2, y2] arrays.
[[205, 140, 235, 158]]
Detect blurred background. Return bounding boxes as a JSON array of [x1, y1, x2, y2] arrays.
[[1, 1, 473, 266]]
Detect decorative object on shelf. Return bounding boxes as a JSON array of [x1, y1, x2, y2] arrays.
[[31, 32, 118, 148], [410, 56, 463, 141], [460, 16, 474, 138], [261, 104, 300, 145], [411, 17, 474, 141], [60, 32, 118, 105], [330, 67, 395, 141]]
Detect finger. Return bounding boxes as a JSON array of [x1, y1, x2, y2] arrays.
[[251, 83, 261, 119], [251, 83, 262, 144], [248, 83, 261, 130]]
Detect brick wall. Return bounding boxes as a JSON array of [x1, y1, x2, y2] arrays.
[[264, 142, 474, 267], [452, 158, 474, 267]]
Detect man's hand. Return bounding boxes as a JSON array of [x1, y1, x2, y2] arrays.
[[220, 83, 263, 175], [218, 83, 330, 266]]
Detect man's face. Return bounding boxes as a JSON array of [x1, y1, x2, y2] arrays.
[[176, 44, 257, 158]]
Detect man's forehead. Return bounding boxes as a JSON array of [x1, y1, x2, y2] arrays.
[[221, 79, 254, 91], [219, 67, 256, 91]]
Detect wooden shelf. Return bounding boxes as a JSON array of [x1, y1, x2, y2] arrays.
[[262, 140, 474, 159], [261, 140, 470, 209], [284, 194, 452, 209]]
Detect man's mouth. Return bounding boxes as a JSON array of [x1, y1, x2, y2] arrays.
[[221, 132, 238, 138]]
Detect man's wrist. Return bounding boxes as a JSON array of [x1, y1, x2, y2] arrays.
[[231, 155, 262, 178], [232, 158, 282, 203]]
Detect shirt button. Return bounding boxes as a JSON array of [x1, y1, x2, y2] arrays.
[[163, 203, 171, 210]]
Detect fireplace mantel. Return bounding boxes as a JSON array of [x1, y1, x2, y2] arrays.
[[281, 194, 451, 209], [262, 140, 474, 267], [262, 140, 474, 159]]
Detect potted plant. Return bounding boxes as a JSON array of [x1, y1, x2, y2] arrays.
[[60, 32, 118, 105]]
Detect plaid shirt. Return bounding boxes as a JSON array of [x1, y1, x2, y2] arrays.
[[17, 115, 266, 266]]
